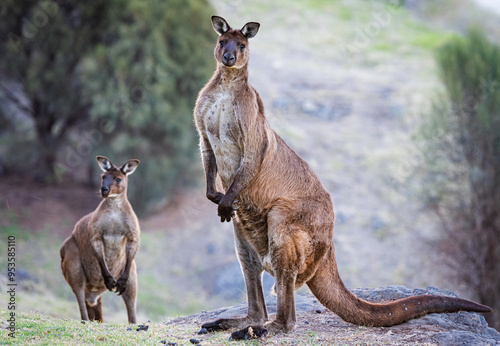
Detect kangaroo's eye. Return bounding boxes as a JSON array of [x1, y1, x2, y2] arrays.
[[240, 44, 245, 49], [220, 41, 225, 46], [116, 178, 121, 183]]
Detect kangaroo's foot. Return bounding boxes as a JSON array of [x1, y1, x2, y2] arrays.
[[202, 318, 246, 332], [229, 320, 294, 340], [202, 316, 265, 333]]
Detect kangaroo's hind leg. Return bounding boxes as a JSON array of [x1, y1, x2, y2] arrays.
[[61, 237, 89, 321], [202, 219, 268, 333], [121, 260, 138, 324]]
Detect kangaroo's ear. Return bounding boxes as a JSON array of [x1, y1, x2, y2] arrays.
[[96, 156, 113, 172], [121, 159, 140, 176], [212, 15, 230, 35], [241, 21, 260, 39]]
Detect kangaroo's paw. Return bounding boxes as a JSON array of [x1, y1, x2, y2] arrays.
[[104, 276, 117, 291], [115, 277, 128, 295]]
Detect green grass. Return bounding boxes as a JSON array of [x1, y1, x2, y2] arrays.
[[0, 311, 206, 345]]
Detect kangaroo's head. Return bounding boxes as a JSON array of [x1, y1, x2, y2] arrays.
[[211, 16, 260, 69], [96, 156, 140, 199]]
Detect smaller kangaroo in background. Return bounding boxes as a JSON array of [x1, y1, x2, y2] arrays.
[[60, 156, 140, 323]]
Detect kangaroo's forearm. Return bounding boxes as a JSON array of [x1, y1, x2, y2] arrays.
[[202, 149, 219, 196], [91, 237, 113, 279], [120, 239, 139, 280], [199, 131, 221, 198]]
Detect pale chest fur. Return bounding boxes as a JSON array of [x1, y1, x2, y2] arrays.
[[202, 88, 243, 189], [91, 207, 135, 267]]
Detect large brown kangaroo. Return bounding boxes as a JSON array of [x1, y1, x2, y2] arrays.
[[194, 16, 492, 339], [60, 156, 140, 323]]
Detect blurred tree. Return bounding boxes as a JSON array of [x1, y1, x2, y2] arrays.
[[0, 0, 111, 181], [0, 0, 214, 213], [418, 29, 500, 329]]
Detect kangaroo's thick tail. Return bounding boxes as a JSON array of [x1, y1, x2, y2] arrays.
[[306, 248, 492, 327]]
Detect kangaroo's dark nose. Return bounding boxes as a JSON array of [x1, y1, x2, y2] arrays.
[[101, 186, 110, 197], [223, 52, 235, 66]]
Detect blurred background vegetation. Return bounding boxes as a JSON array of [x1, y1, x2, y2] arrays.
[[0, 0, 499, 332], [415, 28, 500, 328], [0, 0, 214, 214]]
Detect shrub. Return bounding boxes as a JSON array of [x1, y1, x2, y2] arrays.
[[418, 28, 500, 329]]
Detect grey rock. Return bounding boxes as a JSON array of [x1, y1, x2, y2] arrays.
[[434, 331, 499, 346], [351, 285, 413, 301]]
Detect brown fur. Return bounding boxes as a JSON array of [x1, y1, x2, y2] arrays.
[[60, 156, 140, 323], [194, 16, 492, 338]]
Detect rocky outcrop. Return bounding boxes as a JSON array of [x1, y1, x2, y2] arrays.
[[166, 286, 499, 345]]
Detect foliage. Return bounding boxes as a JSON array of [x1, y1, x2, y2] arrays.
[[0, 0, 215, 213], [417, 28, 500, 329], [0, 0, 112, 179]]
